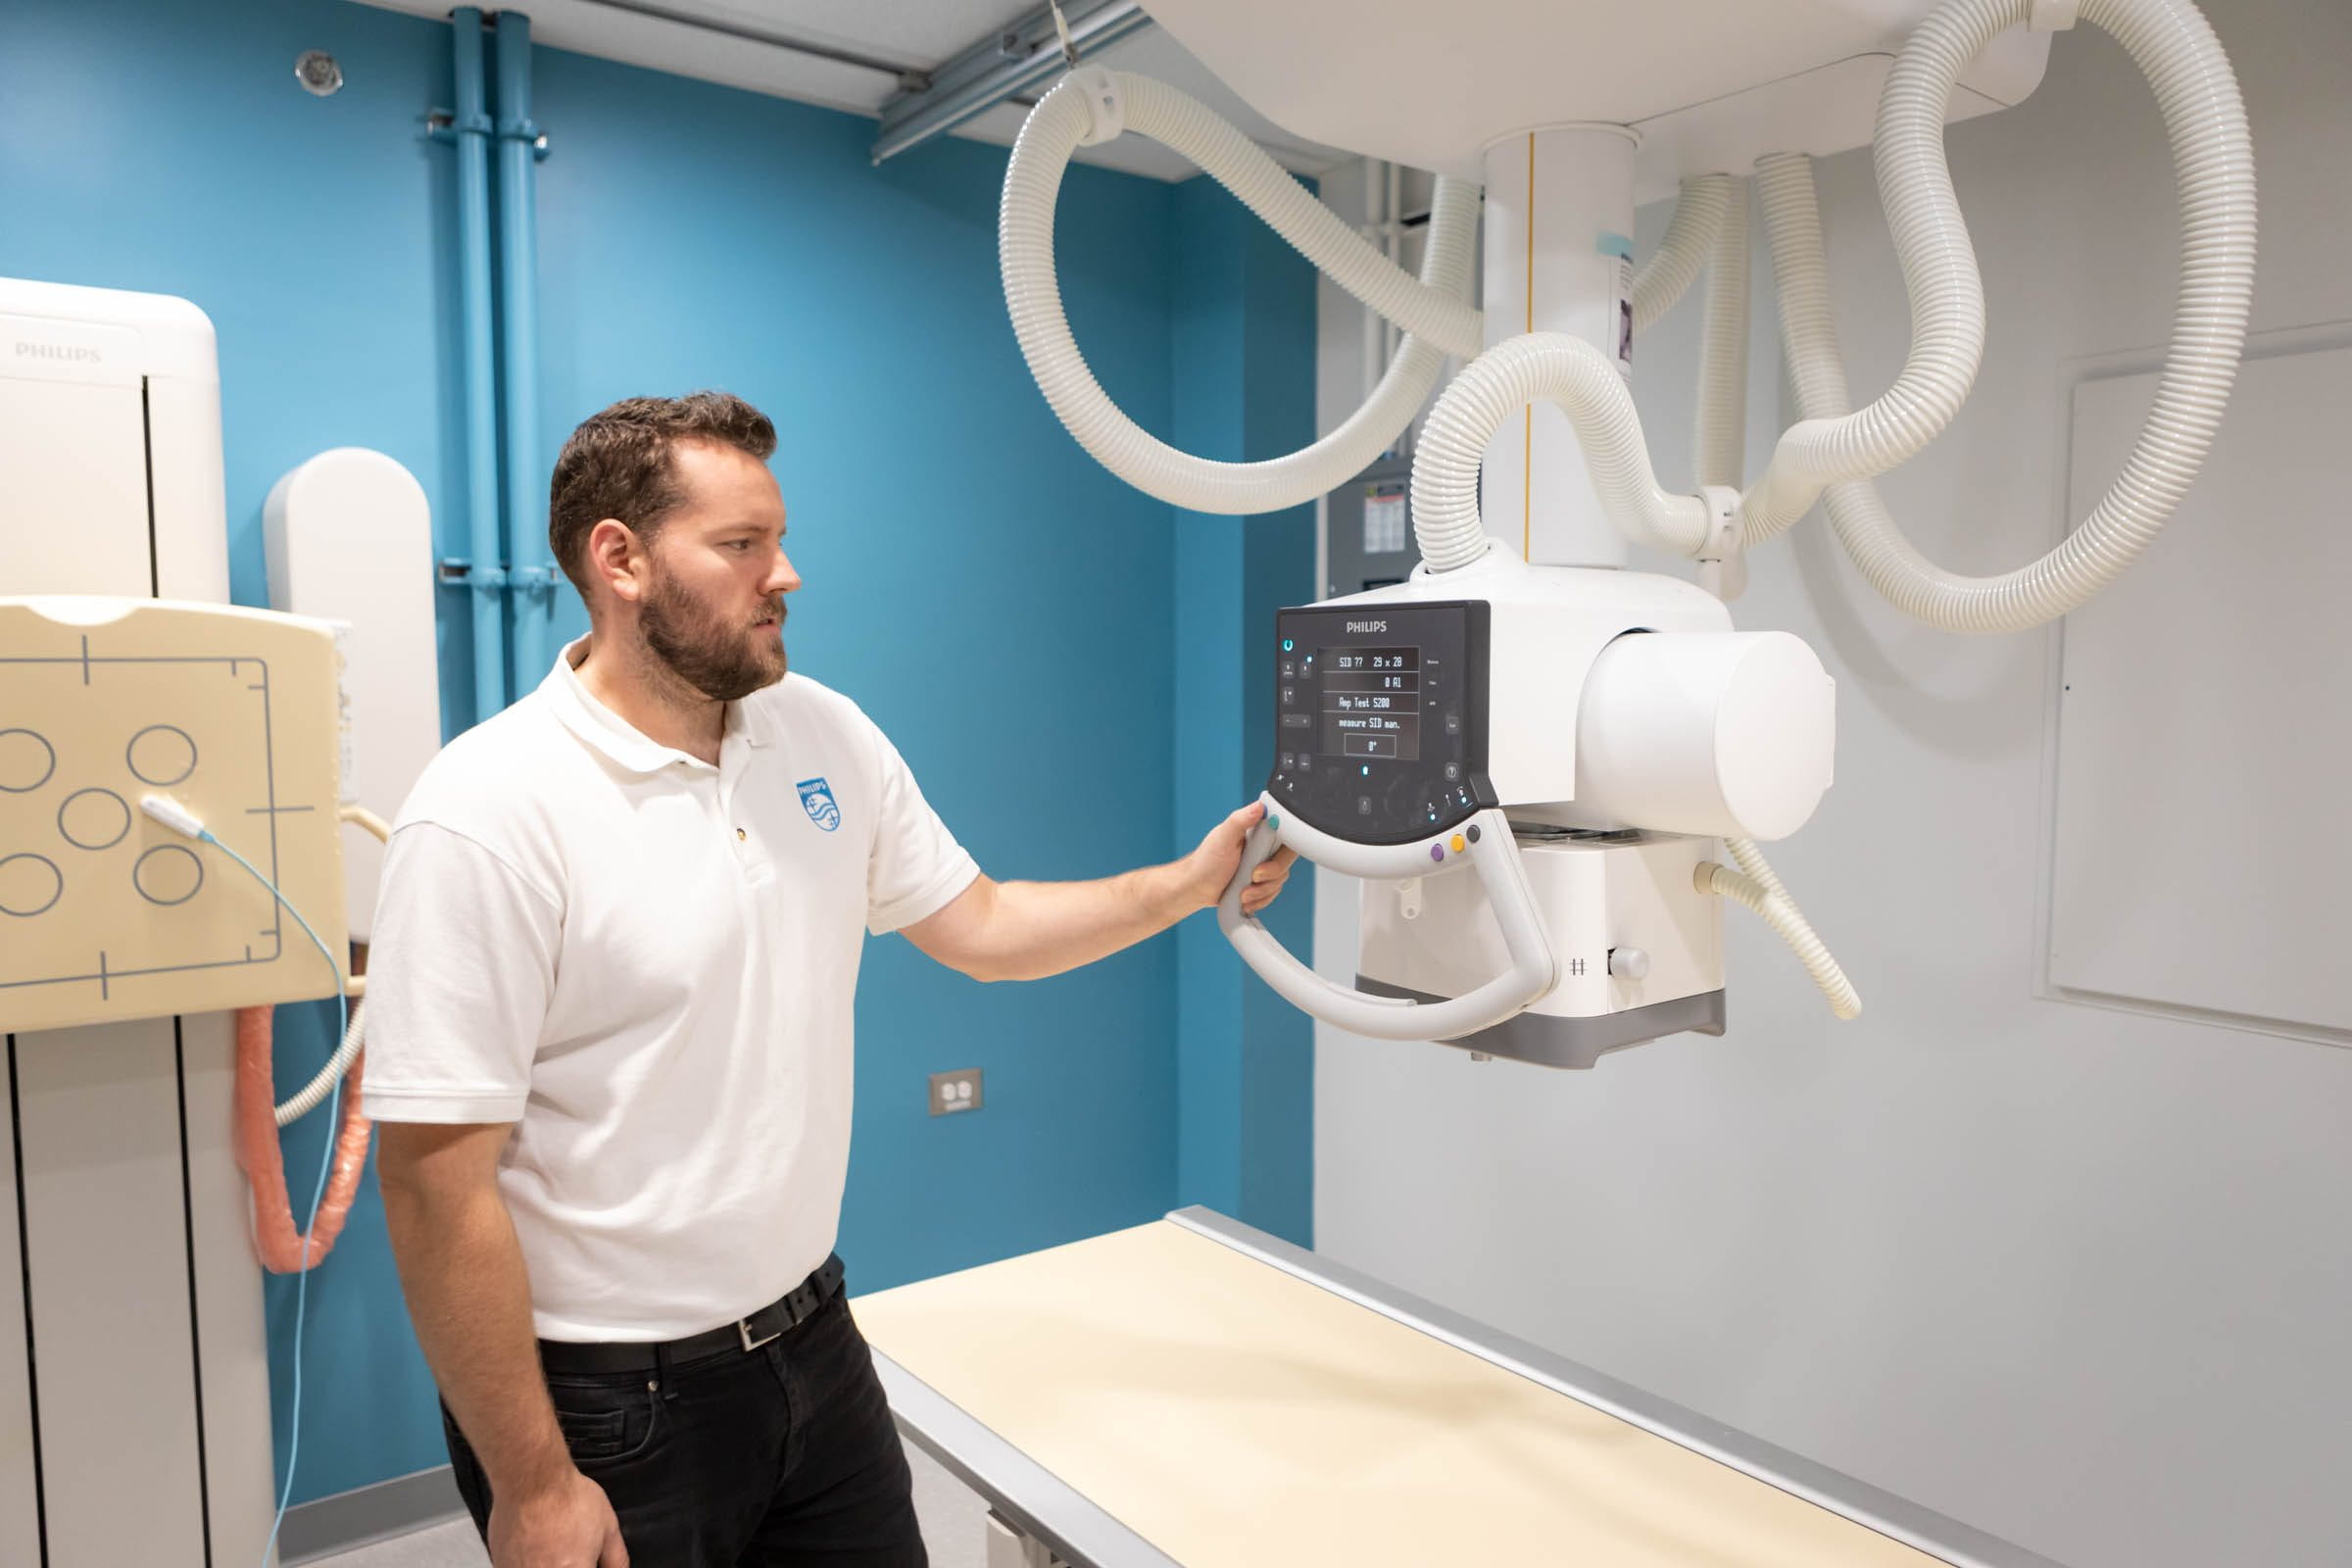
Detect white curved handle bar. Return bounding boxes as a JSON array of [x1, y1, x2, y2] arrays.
[[1216, 792, 1557, 1042]]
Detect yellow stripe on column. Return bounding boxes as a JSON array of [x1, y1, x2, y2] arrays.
[[1523, 132, 1534, 561]]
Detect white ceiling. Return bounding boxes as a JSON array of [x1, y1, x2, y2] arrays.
[[345, 1, 1355, 179]]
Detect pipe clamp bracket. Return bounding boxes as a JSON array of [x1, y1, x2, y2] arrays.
[[1695, 483, 1750, 603], [1069, 66, 1124, 146], [1694, 484, 1746, 563]]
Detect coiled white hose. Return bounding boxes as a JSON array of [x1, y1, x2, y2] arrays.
[[1695, 176, 1750, 490], [1632, 175, 1732, 334], [1737, 0, 2002, 535], [1000, 73, 1483, 514], [1697, 847, 1863, 1020], [1411, 333, 1711, 571], [1743, 0, 2255, 594], [273, 804, 390, 1126]]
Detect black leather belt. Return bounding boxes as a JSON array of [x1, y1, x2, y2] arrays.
[[537, 1254, 846, 1376]]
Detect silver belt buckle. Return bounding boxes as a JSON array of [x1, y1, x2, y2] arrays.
[[738, 1317, 780, 1352]]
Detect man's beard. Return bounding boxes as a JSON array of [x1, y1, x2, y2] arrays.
[[639, 565, 786, 703]]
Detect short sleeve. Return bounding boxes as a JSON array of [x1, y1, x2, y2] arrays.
[[359, 822, 560, 1123], [862, 720, 980, 936]]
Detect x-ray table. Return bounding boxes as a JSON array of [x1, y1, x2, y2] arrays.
[[854, 1209, 2064, 1568]]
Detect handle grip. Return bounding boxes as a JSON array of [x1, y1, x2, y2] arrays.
[[1216, 793, 1557, 1042]]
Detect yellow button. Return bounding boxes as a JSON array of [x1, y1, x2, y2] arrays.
[[735, 827, 747, 842], [1450, 834, 1466, 853]]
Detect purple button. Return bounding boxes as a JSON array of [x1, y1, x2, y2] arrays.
[[1429, 844, 1445, 862]]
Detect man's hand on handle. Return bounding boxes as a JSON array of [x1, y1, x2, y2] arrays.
[[1178, 801, 1298, 917]]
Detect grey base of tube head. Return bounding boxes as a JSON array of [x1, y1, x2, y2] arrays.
[[1355, 977, 1727, 1068]]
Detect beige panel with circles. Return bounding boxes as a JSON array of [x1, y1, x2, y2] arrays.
[[0, 597, 347, 1032]]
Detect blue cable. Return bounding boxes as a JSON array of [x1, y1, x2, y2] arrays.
[[198, 829, 347, 1568]]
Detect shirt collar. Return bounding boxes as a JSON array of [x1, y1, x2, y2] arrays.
[[540, 636, 774, 774]]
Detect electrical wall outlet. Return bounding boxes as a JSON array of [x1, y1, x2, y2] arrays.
[[929, 1067, 983, 1116]]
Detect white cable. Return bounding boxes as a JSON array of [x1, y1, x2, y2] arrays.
[[1001, 74, 1482, 514], [1411, 333, 1711, 571], [1697, 848, 1863, 1020], [270, 804, 389, 1126], [1631, 174, 1732, 334], [153, 812, 347, 1566], [1741, 0, 2254, 601], [139, 791, 358, 1562]]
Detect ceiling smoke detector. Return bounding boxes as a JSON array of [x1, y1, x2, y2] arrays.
[[295, 50, 343, 97]]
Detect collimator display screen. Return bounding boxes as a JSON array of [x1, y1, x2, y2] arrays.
[[1319, 647, 1420, 760]]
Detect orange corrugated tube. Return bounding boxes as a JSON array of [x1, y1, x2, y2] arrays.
[[235, 1004, 371, 1274]]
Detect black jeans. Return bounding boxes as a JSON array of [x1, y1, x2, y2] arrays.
[[443, 1290, 927, 1567]]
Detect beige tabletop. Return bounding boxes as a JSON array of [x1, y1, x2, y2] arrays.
[[854, 1217, 1954, 1567]]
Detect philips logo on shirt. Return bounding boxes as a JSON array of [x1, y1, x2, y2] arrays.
[[796, 777, 842, 833]]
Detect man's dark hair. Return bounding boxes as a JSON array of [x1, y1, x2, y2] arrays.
[[548, 391, 778, 598]]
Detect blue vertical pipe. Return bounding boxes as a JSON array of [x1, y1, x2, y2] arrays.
[[493, 10, 550, 683], [452, 8, 507, 722]]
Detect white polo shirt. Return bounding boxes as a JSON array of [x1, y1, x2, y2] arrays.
[[362, 641, 979, 1341]]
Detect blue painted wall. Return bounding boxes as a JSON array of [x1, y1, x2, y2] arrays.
[[1168, 177, 1319, 1248], [520, 22, 1195, 1307], [0, 0, 1313, 1509]]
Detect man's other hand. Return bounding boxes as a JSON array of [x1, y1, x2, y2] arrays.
[[489, 1468, 628, 1568]]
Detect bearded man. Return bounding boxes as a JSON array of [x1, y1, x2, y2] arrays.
[[364, 392, 1292, 1568]]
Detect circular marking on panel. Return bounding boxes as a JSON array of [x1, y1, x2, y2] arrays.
[[133, 844, 206, 907], [0, 729, 56, 793], [0, 855, 63, 918], [126, 724, 199, 787], [59, 788, 133, 851]]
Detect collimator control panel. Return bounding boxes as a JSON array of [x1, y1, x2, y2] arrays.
[[1267, 600, 1494, 846]]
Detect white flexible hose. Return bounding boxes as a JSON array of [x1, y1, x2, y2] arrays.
[[1737, 0, 1999, 536], [341, 804, 392, 841], [1632, 175, 1732, 335], [1751, 157, 1859, 550], [1000, 74, 1483, 514], [274, 804, 391, 1127], [1411, 333, 1711, 571], [1698, 848, 1863, 1020], [1695, 176, 1750, 490], [1113, 74, 1483, 357], [1755, 3, 2252, 621], [1751, 163, 1937, 578], [1743, 0, 2254, 584], [277, 1004, 365, 1128]]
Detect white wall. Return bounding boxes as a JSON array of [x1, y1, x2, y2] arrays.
[[1311, 2, 2352, 1564]]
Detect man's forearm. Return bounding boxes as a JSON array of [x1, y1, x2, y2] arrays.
[[381, 1182, 571, 1496], [906, 802, 1291, 982], [971, 862, 1195, 982]]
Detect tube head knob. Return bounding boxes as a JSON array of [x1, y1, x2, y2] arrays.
[[1607, 946, 1650, 980]]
